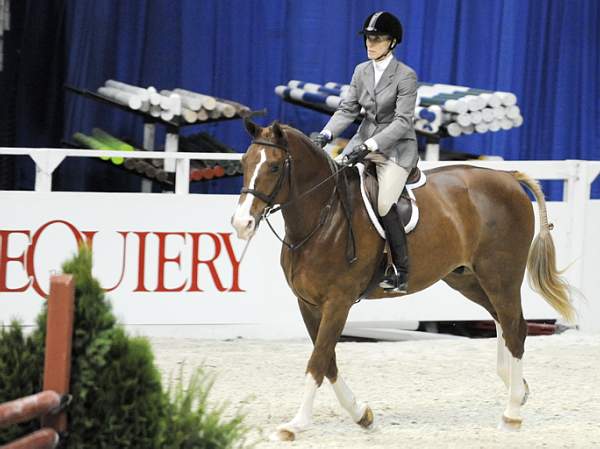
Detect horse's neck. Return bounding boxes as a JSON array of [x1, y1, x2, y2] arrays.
[[281, 136, 337, 241]]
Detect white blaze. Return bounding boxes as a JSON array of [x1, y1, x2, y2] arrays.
[[232, 149, 266, 239]]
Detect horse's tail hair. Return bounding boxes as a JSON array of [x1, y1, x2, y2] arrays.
[[512, 171, 576, 323]]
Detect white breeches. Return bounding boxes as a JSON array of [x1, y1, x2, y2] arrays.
[[376, 160, 409, 216]]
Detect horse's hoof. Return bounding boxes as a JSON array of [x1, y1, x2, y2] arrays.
[[270, 429, 295, 441], [357, 405, 374, 428], [498, 415, 522, 431], [521, 378, 530, 406]]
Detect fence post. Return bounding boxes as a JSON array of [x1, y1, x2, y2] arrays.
[[563, 160, 591, 329], [40, 275, 75, 433], [175, 158, 191, 194], [164, 131, 178, 173], [29, 151, 66, 192], [141, 123, 155, 193]]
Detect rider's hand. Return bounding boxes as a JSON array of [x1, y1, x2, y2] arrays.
[[311, 133, 331, 149], [344, 144, 370, 165]]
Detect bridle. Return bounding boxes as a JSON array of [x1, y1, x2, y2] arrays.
[[240, 138, 345, 251], [240, 139, 292, 208]]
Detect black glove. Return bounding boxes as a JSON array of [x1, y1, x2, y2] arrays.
[[311, 133, 331, 149], [344, 144, 370, 165]]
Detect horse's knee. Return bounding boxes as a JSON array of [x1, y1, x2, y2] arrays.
[[503, 323, 527, 359], [307, 350, 339, 386], [325, 359, 338, 382], [306, 355, 332, 386]]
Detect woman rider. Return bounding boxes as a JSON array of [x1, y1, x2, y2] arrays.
[[312, 11, 418, 294]]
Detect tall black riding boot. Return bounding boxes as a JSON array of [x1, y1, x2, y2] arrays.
[[379, 204, 409, 293]]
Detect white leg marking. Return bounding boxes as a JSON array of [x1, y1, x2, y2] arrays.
[[273, 373, 318, 439], [232, 149, 266, 237], [504, 355, 525, 421], [495, 320, 509, 388], [330, 375, 367, 423]]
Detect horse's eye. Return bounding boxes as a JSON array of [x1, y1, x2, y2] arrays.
[[270, 164, 280, 173]]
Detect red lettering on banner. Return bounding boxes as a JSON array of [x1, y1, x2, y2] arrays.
[[80, 231, 98, 248], [134, 232, 150, 292], [188, 232, 226, 292], [219, 233, 245, 292], [27, 220, 85, 297], [1, 220, 248, 297], [101, 231, 129, 292], [0, 230, 31, 292], [155, 232, 187, 292]]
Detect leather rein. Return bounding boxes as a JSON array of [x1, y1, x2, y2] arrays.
[[240, 139, 352, 253]]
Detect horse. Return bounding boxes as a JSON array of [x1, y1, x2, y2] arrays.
[[231, 119, 575, 441]]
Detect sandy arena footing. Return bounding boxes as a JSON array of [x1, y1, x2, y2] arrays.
[[150, 332, 600, 449]]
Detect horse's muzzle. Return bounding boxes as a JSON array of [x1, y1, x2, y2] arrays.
[[231, 212, 256, 240]]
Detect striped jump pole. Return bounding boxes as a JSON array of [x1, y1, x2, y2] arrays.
[[287, 80, 343, 97], [275, 85, 342, 111]]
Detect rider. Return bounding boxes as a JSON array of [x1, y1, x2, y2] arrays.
[[312, 11, 418, 294]]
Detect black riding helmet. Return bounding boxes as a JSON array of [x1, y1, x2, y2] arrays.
[[359, 11, 403, 49]]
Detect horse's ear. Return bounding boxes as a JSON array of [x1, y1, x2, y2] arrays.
[[272, 121, 286, 142], [244, 117, 261, 138]]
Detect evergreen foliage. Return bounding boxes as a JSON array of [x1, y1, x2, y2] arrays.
[[0, 247, 248, 448], [0, 322, 44, 444]]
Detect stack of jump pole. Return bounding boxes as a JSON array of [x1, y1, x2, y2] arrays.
[[77, 130, 247, 182], [0, 0, 10, 71], [96, 80, 250, 123], [275, 80, 523, 138], [72, 128, 171, 184], [182, 132, 243, 177]]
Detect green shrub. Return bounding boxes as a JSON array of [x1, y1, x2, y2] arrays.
[[0, 247, 249, 448], [163, 367, 249, 449], [0, 322, 44, 444]]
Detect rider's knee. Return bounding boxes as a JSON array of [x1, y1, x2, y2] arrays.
[[378, 200, 394, 217]]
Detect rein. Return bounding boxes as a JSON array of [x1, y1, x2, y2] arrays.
[[242, 138, 352, 253]]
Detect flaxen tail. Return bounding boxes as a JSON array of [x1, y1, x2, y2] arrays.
[[512, 171, 576, 323]]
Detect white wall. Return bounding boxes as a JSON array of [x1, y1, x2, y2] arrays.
[[1, 190, 597, 338]]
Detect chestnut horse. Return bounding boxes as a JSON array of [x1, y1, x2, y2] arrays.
[[231, 120, 574, 441]]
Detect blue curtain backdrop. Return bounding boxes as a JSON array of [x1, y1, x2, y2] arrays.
[[56, 0, 599, 197]]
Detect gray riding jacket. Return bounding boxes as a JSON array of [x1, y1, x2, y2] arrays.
[[324, 57, 419, 170]]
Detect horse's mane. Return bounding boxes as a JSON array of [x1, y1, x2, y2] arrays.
[[279, 123, 331, 161]]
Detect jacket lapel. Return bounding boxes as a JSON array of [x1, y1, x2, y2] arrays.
[[363, 63, 375, 100], [375, 57, 399, 95]]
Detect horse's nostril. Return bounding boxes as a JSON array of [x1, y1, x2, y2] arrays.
[[246, 218, 255, 230]]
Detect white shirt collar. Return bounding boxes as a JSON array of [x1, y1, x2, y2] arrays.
[[372, 52, 393, 73]]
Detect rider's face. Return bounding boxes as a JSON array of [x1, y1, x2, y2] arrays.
[[366, 34, 392, 61]]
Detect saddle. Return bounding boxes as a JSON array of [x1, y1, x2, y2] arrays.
[[357, 156, 426, 236]]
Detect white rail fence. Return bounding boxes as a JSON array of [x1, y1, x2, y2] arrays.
[[3, 147, 599, 282]]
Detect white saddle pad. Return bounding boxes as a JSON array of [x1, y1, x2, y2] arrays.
[[356, 164, 427, 238]]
